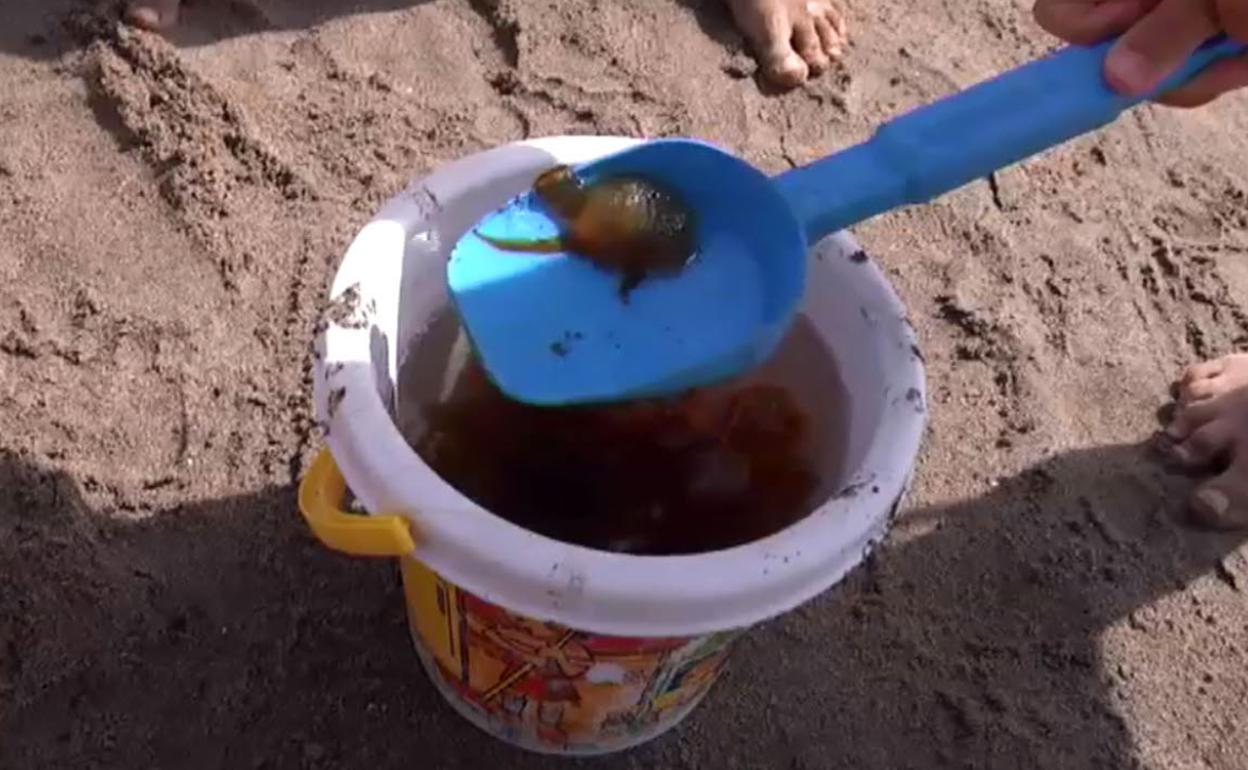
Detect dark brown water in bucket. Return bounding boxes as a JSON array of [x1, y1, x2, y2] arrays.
[[395, 311, 850, 555]]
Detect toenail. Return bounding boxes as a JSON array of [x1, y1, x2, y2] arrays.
[[1196, 488, 1229, 516], [1165, 421, 1185, 439], [1170, 443, 1191, 463]]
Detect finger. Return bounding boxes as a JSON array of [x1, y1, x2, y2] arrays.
[[1216, 0, 1248, 42], [1105, 0, 1220, 96], [1034, 0, 1155, 45], [1181, 358, 1226, 384], [1155, 53, 1248, 107], [1190, 457, 1248, 529], [1179, 373, 1230, 404], [813, 15, 844, 59], [1167, 395, 1230, 439], [1169, 418, 1236, 468]]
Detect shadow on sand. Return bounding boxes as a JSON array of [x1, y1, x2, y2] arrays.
[[2, 437, 1243, 769]]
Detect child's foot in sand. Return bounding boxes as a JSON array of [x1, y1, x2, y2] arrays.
[[725, 0, 848, 88], [125, 0, 180, 31], [1159, 353, 1248, 530], [121, 0, 846, 90]]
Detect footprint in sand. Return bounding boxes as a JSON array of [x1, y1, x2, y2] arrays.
[[123, 0, 849, 89]]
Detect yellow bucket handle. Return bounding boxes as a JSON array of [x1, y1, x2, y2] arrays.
[[298, 448, 418, 557]]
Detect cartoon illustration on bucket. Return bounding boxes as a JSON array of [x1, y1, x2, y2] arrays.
[[402, 558, 739, 752]]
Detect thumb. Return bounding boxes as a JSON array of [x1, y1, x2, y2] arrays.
[[1105, 0, 1219, 95]]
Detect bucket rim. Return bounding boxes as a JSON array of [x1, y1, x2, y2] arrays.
[[312, 135, 927, 638]]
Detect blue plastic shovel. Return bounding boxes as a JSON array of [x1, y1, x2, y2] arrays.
[[448, 36, 1246, 407]]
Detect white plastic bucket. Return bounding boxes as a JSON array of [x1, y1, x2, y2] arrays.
[[299, 136, 926, 755]]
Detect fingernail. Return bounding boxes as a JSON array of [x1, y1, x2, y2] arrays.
[[1106, 46, 1157, 96], [1196, 487, 1229, 516]]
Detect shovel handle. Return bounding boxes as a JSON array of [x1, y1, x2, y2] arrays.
[[779, 36, 1248, 241]]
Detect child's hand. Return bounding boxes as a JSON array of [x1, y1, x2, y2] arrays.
[[1033, 0, 1248, 106]]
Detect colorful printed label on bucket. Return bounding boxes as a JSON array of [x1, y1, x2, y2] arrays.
[[401, 558, 739, 754]]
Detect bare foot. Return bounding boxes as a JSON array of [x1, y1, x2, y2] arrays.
[[725, 0, 848, 89], [125, 0, 181, 31], [1158, 353, 1248, 529]]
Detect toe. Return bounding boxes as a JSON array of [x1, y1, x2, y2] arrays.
[[765, 48, 811, 88], [829, 2, 848, 39], [728, 0, 809, 87], [813, 15, 844, 60], [810, 1, 848, 48], [125, 5, 162, 29], [1190, 466, 1248, 530], [125, 0, 179, 31], [793, 18, 830, 76]]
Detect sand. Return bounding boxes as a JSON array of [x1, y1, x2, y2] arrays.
[[2, 1, 1247, 768]]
